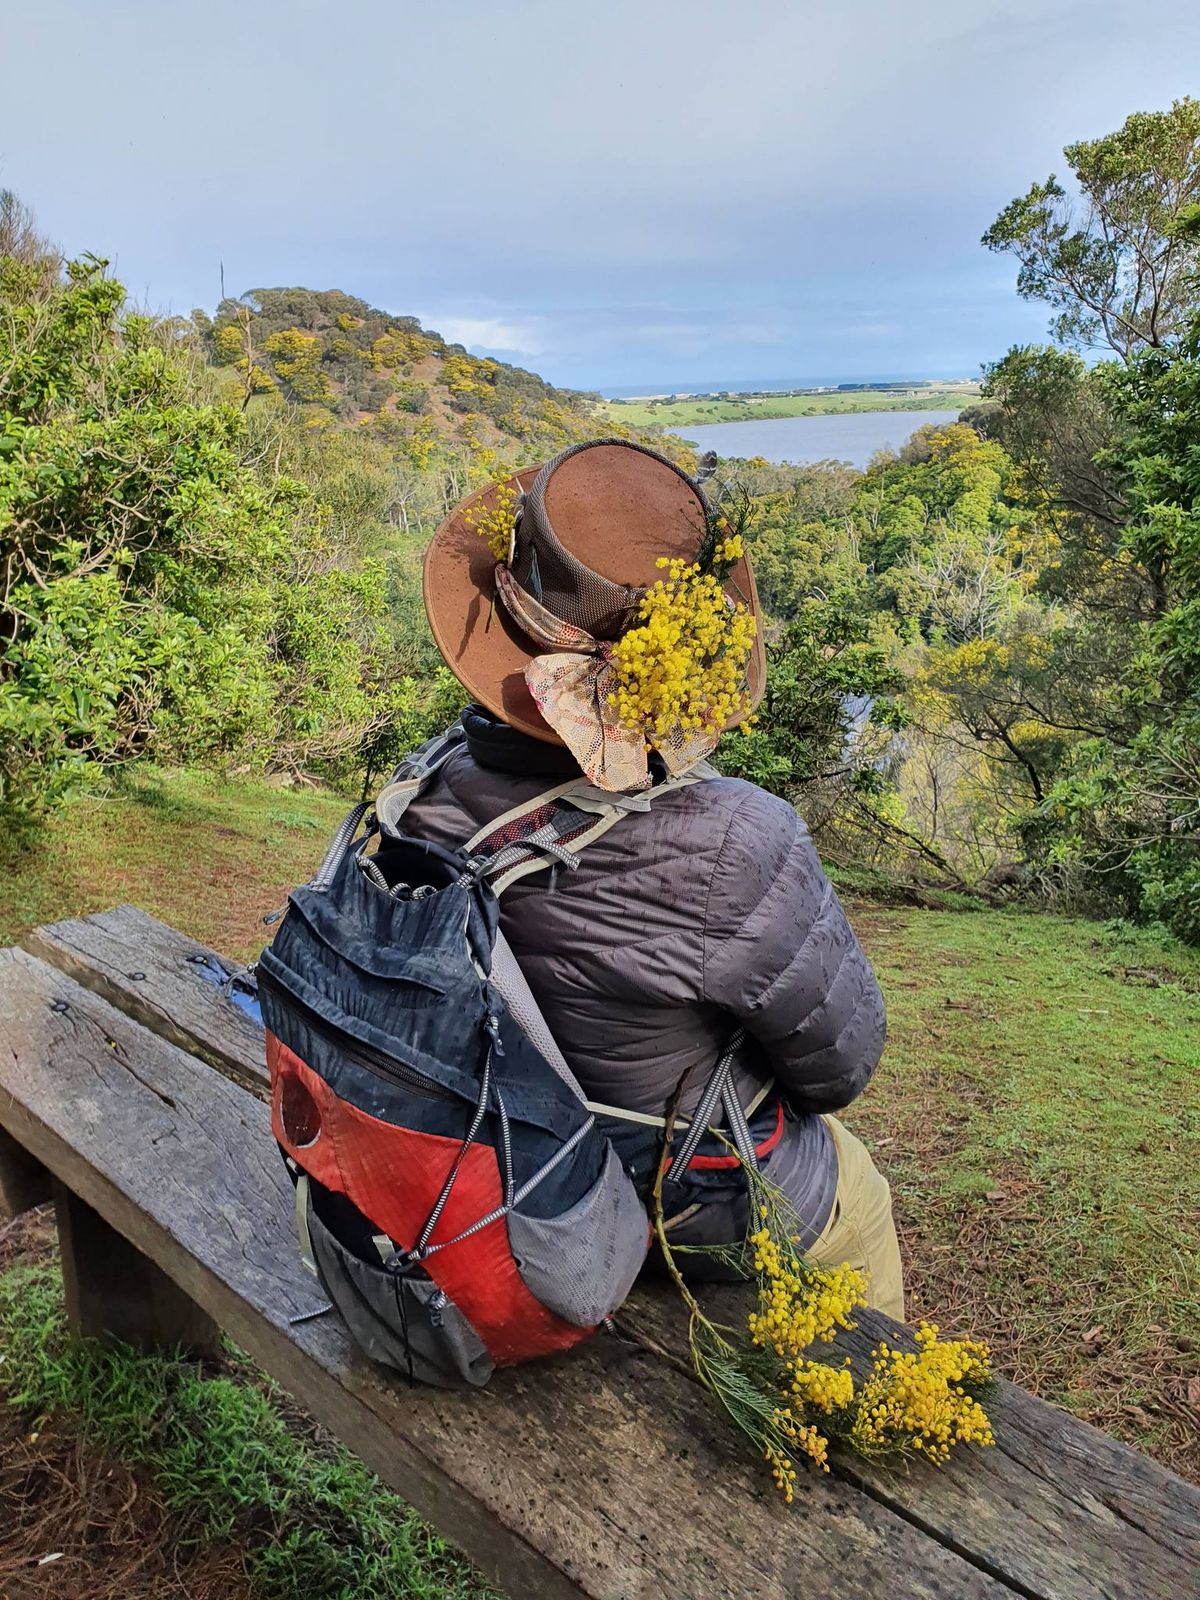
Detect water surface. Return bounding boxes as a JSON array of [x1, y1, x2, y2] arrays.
[[673, 408, 963, 467]]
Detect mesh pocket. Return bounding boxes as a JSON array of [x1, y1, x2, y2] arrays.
[[508, 1142, 649, 1327], [306, 1202, 494, 1389]]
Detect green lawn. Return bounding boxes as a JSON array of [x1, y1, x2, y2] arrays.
[[598, 384, 981, 430], [846, 905, 1200, 1477], [0, 767, 349, 963], [1, 771, 1197, 1595]]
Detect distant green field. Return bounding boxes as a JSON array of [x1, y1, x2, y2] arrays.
[[598, 385, 981, 429]]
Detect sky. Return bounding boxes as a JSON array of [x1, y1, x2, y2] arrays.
[[4, 1, 1200, 393]]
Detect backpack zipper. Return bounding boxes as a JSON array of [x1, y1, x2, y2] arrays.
[[257, 967, 452, 1100]]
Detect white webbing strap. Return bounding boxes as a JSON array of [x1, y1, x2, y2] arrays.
[[488, 811, 624, 896], [583, 1075, 774, 1131], [469, 764, 715, 898], [295, 1173, 319, 1278], [463, 778, 584, 852]]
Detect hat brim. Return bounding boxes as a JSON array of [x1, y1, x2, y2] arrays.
[[423, 466, 767, 747]]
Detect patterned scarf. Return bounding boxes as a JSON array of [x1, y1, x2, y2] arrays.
[[493, 564, 718, 792]]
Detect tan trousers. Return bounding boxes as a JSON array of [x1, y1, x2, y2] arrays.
[[806, 1116, 905, 1321]]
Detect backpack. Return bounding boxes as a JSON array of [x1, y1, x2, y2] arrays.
[[259, 724, 771, 1387]]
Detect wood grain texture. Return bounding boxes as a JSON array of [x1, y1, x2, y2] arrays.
[[626, 1287, 1200, 1600], [54, 1179, 221, 1355], [0, 946, 1015, 1600], [12, 909, 1200, 1600], [0, 1123, 50, 1219], [23, 905, 268, 1097]]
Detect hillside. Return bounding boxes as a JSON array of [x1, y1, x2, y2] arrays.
[[197, 287, 673, 472]]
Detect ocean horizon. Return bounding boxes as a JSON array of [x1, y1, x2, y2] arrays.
[[599, 375, 973, 399]]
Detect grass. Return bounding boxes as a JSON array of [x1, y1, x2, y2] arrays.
[[598, 384, 981, 430], [0, 767, 349, 964], [844, 904, 1200, 1476], [0, 1259, 493, 1600]]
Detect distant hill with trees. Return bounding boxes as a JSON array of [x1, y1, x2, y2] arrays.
[[196, 286, 652, 472]]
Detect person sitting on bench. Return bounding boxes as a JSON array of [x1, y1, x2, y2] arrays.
[[415, 438, 903, 1318]]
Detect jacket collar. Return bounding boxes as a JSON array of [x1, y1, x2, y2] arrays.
[[461, 704, 582, 780], [461, 703, 670, 786]]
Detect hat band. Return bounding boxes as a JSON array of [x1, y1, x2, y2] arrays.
[[493, 565, 717, 793]]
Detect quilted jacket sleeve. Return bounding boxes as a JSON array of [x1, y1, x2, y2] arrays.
[[701, 785, 885, 1112]]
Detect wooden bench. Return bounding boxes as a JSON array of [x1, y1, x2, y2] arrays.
[[0, 904, 1196, 1600]]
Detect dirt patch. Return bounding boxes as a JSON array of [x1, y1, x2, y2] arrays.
[[0, 1215, 254, 1600], [0, 1208, 56, 1272], [0, 1415, 252, 1600]]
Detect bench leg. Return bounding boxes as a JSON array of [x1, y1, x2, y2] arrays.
[[0, 1125, 51, 1220], [54, 1181, 221, 1357]]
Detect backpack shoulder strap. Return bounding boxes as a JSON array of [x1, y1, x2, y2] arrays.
[[467, 763, 716, 897], [374, 721, 468, 834], [309, 722, 466, 890], [472, 761, 775, 1162]]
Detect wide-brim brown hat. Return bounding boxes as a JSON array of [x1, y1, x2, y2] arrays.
[[423, 438, 766, 746]]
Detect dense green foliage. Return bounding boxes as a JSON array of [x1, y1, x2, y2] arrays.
[[711, 99, 1200, 940], [0, 235, 694, 824], [0, 256, 427, 819], [5, 98, 1199, 940]]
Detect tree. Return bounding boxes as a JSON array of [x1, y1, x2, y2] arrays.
[[1048, 313, 1200, 940], [716, 594, 910, 864], [0, 190, 57, 286], [0, 253, 416, 819], [983, 97, 1200, 359]]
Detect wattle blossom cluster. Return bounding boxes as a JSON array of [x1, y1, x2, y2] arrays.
[[850, 1324, 995, 1463], [464, 481, 518, 561], [657, 1177, 995, 1507], [608, 553, 756, 738], [748, 1226, 865, 1356], [742, 1210, 994, 1496]]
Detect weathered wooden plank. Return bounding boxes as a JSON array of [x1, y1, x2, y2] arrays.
[[627, 1288, 1200, 1600], [0, 947, 1016, 1600], [0, 1122, 51, 1219], [28, 908, 1200, 1600], [55, 1179, 221, 1355], [23, 905, 267, 1096]]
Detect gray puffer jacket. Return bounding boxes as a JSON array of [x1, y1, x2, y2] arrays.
[[404, 709, 886, 1246]]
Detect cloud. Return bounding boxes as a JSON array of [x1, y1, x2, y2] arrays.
[[430, 316, 550, 358], [4, 0, 1200, 387]]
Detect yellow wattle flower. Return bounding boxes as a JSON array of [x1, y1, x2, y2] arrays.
[[609, 559, 755, 741], [464, 481, 518, 561]]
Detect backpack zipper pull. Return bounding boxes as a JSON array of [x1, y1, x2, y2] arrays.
[[484, 1011, 506, 1056]]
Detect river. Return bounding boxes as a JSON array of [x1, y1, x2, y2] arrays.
[[670, 408, 963, 467]]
